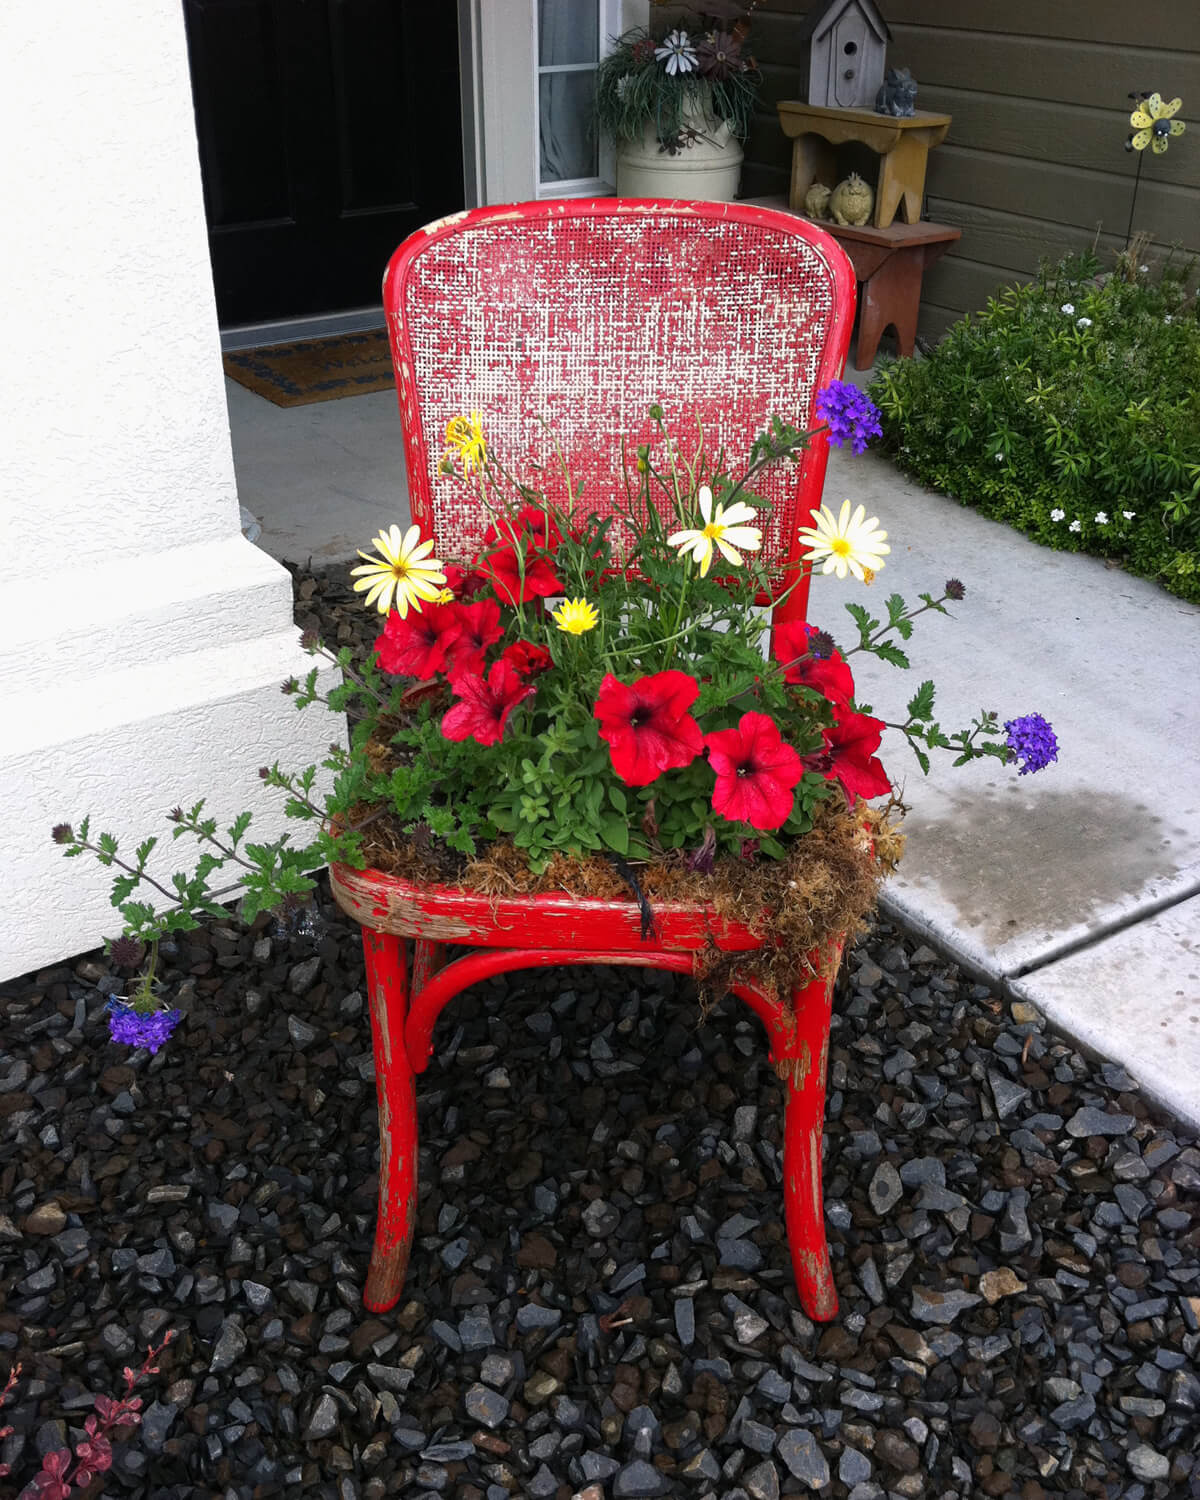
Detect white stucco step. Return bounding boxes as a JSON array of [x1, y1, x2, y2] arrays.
[[0, 536, 300, 694], [4, 629, 343, 981], [1010, 897, 1200, 1131]]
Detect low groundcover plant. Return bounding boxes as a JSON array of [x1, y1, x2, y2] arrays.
[[869, 251, 1200, 603], [55, 384, 1057, 1048]]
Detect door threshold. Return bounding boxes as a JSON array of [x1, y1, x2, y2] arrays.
[[220, 305, 386, 353]]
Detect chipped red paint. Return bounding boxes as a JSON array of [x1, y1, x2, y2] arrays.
[[346, 199, 855, 1322]]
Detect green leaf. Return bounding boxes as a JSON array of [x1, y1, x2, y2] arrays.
[[873, 642, 910, 669], [598, 815, 629, 856], [906, 680, 936, 720], [608, 786, 628, 815]]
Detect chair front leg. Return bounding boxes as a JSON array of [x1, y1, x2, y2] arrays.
[[773, 962, 839, 1322], [361, 928, 418, 1313]]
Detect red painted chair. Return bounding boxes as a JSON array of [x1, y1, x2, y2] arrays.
[[331, 199, 857, 1322]]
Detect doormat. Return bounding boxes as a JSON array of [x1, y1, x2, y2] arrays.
[[223, 328, 395, 408]]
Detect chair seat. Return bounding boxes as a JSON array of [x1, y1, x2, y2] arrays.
[[330, 861, 767, 952]]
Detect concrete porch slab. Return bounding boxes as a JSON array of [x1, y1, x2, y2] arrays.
[[1010, 898, 1200, 1130]]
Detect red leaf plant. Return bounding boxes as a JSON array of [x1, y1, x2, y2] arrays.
[[2, 1330, 173, 1498], [442, 659, 535, 746], [705, 711, 805, 831], [593, 670, 704, 786]]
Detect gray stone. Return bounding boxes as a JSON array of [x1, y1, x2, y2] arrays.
[[674, 1296, 695, 1348], [911, 1286, 982, 1325], [989, 1072, 1030, 1120], [1050, 1393, 1095, 1430], [1127, 1444, 1170, 1481], [480, 1353, 515, 1388], [582, 1199, 619, 1237], [242, 1280, 272, 1313], [465, 1384, 509, 1429], [139, 1401, 176, 1454], [612, 1459, 670, 1496], [778, 1429, 829, 1489], [287, 957, 322, 997], [304, 1392, 339, 1440], [717, 1237, 763, 1270], [209, 1318, 247, 1373], [517, 1302, 563, 1332], [725, 1295, 768, 1344], [1066, 1106, 1136, 1137], [839, 1447, 872, 1486], [744, 1459, 780, 1500], [868, 1162, 903, 1215]]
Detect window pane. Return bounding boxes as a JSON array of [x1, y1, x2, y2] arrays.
[[539, 71, 597, 183], [538, 0, 597, 67]]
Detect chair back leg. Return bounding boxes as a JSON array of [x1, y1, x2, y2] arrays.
[[362, 929, 418, 1313]]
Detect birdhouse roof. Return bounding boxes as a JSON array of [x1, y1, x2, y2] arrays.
[[796, 0, 891, 45]]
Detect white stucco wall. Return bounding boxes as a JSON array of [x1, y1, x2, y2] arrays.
[[0, 2, 342, 980]]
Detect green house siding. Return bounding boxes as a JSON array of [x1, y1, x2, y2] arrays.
[[741, 1, 1200, 338]]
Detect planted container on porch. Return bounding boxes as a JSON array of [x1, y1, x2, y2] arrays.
[[595, 9, 760, 201]]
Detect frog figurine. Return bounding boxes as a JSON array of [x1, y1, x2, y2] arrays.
[[803, 181, 832, 219], [828, 172, 874, 226]]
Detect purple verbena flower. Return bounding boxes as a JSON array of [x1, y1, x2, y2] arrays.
[[815, 380, 883, 455], [1004, 713, 1058, 775], [106, 1001, 182, 1055]]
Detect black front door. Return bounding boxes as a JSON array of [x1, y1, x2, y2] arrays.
[[183, 0, 465, 326]]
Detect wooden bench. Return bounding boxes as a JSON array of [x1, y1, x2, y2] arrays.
[[820, 219, 961, 369]]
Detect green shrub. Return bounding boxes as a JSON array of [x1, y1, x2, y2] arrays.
[[868, 254, 1200, 603]]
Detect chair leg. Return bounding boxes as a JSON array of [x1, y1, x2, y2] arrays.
[[774, 966, 839, 1321], [361, 928, 418, 1313]]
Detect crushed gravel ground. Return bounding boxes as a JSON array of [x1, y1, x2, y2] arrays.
[[1, 564, 1197, 1500]]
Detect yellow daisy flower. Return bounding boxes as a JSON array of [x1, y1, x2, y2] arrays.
[[797, 500, 890, 582], [667, 485, 762, 578], [1129, 93, 1185, 154], [551, 598, 600, 635], [443, 411, 488, 474], [350, 524, 446, 616]]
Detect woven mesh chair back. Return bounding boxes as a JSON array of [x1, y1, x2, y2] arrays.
[[383, 199, 855, 619]]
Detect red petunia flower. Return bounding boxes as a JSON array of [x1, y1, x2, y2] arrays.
[[819, 706, 891, 804], [705, 711, 804, 831], [479, 506, 564, 605], [772, 620, 854, 705], [374, 601, 462, 679], [594, 670, 703, 786], [442, 598, 504, 678], [441, 562, 488, 600], [501, 639, 553, 678], [442, 660, 534, 746]]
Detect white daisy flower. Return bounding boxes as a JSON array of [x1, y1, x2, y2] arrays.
[[1061, 303, 1075, 315], [796, 499, 890, 582], [667, 485, 761, 577], [1123, 510, 1136, 520], [1094, 511, 1109, 525], [1077, 317, 1092, 328], [1050, 508, 1065, 522], [654, 30, 698, 75], [1068, 519, 1081, 533]]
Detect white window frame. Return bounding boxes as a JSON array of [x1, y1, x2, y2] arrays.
[[533, 0, 623, 199], [460, 0, 647, 206]]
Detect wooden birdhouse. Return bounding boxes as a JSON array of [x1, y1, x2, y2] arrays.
[[797, 0, 890, 111]]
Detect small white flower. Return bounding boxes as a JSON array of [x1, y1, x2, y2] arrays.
[[994, 452, 1005, 463], [1077, 317, 1092, 328], [1139, 264, 1149, 273], [1123, 510, 1136, 520], [1165, 315, 1174, 324], [654, 29, 698, 75], [1094, 511, 1109, 525], [1050, 508, 1065, 522], [1061, 302, 1075, 315], [1068, 519, 1081, 533]]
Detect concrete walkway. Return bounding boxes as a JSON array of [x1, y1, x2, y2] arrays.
[[227, 370, 1200, 1130]]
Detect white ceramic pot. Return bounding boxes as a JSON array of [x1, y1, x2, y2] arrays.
[[615, 98, 744, 202]]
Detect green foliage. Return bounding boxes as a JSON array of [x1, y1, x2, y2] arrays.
[[869, 253, 1200, 604]]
